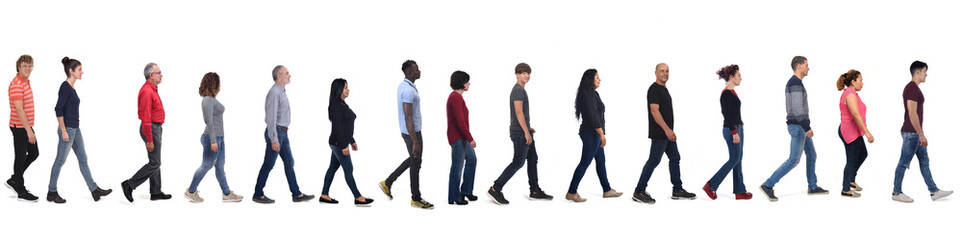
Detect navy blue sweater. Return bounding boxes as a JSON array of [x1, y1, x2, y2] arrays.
[[54, 81, 80, 128]]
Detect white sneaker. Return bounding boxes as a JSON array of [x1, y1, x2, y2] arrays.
[[892, 193, 914, 203], [185, 189, 204, 203], [931, 190, 953, 201], [223, 191, 243, 202]]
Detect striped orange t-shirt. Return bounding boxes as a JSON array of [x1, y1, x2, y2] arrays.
[[8, 74, 35, 128]]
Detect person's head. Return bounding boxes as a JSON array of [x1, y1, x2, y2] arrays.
[[836, 70, 862, 91], [402, 60, 420, 81], [716, 64, 741, 86], [199, 72, 221, 97], [61, 57, 83, 80], [791, 56, 809, 78], [574, 69, 599, 119], [272, 65, 290, 85], [655, 63, 669, 84], [144, 63, 162, 85], [16, 55, 33, 79], [328, 78, 349, 121], [450, 70, 470, 92], [329, 78, 348, 103], [515, 62, 531, 84], [910, 60, 927, 83]]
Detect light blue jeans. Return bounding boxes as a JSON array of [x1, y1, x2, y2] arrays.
[[764, 124, 818, 190], [892, 132, 939, 194], [188, 134, 230, 195], [49, 127, 100, 192]]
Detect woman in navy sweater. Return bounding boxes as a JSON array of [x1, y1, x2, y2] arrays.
[[566, 69, 622, 202], [703, 64, 752, 200]]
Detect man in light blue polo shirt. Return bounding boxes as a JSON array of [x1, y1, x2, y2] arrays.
[[380, 60, 434, 209]]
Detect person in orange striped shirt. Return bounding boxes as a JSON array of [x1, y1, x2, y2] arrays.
[[6, 54, 40, 202]]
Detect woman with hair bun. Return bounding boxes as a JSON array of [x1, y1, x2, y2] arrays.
[[836, 70, 872, 198], [46, 57, 113, 203], [703, 64, 752, 200]]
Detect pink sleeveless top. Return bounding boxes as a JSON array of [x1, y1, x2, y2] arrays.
[[839, 87, 866, 144]]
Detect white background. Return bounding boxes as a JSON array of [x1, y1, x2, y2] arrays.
[[1, 0, 958, 239]]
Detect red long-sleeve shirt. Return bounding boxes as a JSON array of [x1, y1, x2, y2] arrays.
[[138, 81, 165, 142], [446, 91, 473, 145]]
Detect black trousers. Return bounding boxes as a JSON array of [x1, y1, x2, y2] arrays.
[[386, 132, 423, 201], [128, 123, 163, 194], [9, 127, 39, 191]]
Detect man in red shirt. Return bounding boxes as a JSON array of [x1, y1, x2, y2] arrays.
[[120, 63, 171, 202], [6, 55, 40, 202]]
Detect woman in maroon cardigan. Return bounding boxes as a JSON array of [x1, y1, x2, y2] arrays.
[[447, 71, 478, 205]]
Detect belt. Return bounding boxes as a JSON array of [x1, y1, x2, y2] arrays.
[[277, 126, 289, 131]]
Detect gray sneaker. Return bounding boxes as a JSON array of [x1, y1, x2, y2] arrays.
[[931, 190, 953, 201], [185, 190, 204, 203], [892, 193, 914, 203], [222, 191, 243, 202]]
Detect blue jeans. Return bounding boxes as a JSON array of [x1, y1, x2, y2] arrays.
[[635, 139, 683, 193], [708, 126, 746, 194], [188, 134, 230, 195], [893, 132, 939, 194], [764, 124, 818, 189], [492, 130, 541, 192], [567, 132, 612, 194], [48, 127, 99, 192], [254, 127, 303, 198], [323, 144, 361, 198], [448, 139, 477, 202]]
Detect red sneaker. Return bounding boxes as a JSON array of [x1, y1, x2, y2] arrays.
[[703, 182, 717, 200], [735, 192, 753, 200]]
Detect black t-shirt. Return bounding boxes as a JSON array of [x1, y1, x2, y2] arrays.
[[647, 82, 673, 139]]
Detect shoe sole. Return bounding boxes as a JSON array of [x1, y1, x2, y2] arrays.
[[670, 196, 696, 200], [631, 196, 655, 204], [526, 195, 552, 201], [487, 191, 508, 205], [565, 198, 587, 202], [410, 204, 434, 209], [892, 198, 914, 203], [253, 199, 275, 204], [379, 182, 393, 200], [807, 192, 830, 195], [4, 182, 16, 194], [355, 203, 372, 207], [841, 193, 861, 198], [222, 199, 242, 203], [759, 186, 778, 202], [294, 198, 314, 202]]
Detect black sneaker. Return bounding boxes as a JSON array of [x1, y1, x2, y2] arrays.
[[150, 193, 172, 200], [671, 188, 697, 200], [487, 187, 509, 205], [47, 192, 66, 204], [18, 191, 39, 202], [462, 194, 478, 201], [528, 190, 554, 201], [91, 188, 112, 201], [632, 191, 655, 204], [5, 178, 19, 194]]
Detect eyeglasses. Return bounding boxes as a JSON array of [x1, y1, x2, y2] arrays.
[[151, 71, 162, 76]]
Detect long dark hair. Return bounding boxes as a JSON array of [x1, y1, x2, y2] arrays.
[[328, 78, 348, 121], [574, 69, 598, 120]]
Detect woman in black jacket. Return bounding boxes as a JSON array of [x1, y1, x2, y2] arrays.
[[321, 78, 373, 206], [565, 69, 622, 202], [703, 65, 752, 200]]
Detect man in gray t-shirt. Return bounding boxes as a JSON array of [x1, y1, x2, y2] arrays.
[[487, 63, 553, 205]]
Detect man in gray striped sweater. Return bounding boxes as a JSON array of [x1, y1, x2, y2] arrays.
[[759, 56, 828, 201]]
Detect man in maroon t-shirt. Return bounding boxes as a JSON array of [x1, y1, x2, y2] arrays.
[[892, 61, 952, 203]]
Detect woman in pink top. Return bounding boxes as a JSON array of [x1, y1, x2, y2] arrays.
[[837, 70, 873, 198]]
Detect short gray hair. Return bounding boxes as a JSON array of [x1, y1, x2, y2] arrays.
[[144, 62, 158, 80], [272, 65, 284, 81]]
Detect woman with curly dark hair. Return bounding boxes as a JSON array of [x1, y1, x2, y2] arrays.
[[703, 64, 752, 200], [185, 72, 243, 203]]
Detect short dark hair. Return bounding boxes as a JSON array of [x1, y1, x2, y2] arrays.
[[401, 60, 417, 73], [272, 65, 284, 81], [515, 63, 531, 74], [910, 61, 928, 76], [791, 56, 807, 71], [61, 57, 81, 78], [450, 70, 470, 90], [16, 55, 32, 73]]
